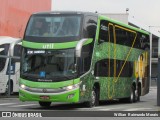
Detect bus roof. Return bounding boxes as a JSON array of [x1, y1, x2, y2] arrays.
[[0, 36, 21, 45], [31, 11, 149, 35], [32, 11, 98, 17]]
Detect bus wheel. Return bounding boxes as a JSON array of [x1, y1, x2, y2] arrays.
[[137, 86, 141, 102], [85, 87, 99, 108], [5, 84, 9, 95], [5, 80, 13, 95], [119, 86, 136, 103], [39, 102, 51, 107], [128, 86, 136, 103]]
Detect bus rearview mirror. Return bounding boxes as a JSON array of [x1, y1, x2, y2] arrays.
[[75, 39, 89, 57]]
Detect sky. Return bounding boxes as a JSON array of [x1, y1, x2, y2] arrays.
[[52, 0, 160, 32]]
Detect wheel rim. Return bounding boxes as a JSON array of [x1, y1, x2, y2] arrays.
[[135, 90, 138, 100], [130, 88, 134, 102], [91, 90, 96, 106]]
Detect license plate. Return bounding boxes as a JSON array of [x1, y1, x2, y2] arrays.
[[40, 96, 50, 100]]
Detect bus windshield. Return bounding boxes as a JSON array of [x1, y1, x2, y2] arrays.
[[25, 15, 82, 38], [21, 48, 77, 81]]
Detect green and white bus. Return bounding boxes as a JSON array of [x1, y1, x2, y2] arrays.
[[19, 11, 150, 107]]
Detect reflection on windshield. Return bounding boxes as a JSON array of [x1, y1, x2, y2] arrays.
[[22, 49, 76, 81], [26, 15, 81, 37]]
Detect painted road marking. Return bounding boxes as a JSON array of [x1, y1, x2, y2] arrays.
[[99, 107, 126, 111], [0, 103, 16, 106], [10, 104, 37, 107], [124, 108, 153, 111]]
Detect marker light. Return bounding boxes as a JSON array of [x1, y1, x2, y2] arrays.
[[20, 84, 26, 89], [67, 94, 75, 99]]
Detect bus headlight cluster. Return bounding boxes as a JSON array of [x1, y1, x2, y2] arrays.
[[20, 84, 27, 90], [63, 83, 80, 91]]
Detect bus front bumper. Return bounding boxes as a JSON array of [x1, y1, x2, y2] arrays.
[[19, 88, 79, 103]]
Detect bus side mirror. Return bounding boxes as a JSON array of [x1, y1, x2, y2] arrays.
[[75, 39, 90, 57]]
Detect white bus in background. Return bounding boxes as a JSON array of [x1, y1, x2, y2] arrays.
[[0, 36, 21, 95]]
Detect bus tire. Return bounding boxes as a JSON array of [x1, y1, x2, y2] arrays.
[[128, 86, 136, 103], [39, 101, 51, 107], [120, 86, 136, 103], [5, 80, 13, 95], [85, 87, 99, 108], [137, 86, 141, 102]]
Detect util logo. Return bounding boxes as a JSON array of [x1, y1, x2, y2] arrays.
[[42, 44, 54, 49]]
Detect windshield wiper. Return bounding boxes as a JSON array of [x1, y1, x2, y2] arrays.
[[48, 73, 75, 80], [21, 73, 39, 79], [62, 74, 76, 80]]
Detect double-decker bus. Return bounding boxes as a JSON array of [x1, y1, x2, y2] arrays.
[[0, 36, 21, 94], [18, 11, 150, 107]]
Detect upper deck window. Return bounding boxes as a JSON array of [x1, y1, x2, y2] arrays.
[[25, 15, 82, 38]]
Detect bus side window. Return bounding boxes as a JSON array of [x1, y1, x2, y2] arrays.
[[94, 59, 108, 77], [80, 41, 94, 74], [115, 26, 136, 47], [98, 20, 109, 44], [115, 27, 128, 46]]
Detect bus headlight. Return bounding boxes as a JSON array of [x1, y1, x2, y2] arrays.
[[20, 84, 26, 89], [67, 85, 74, 90], [63, 82, 81, 91]]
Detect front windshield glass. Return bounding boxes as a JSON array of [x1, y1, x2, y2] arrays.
[[25, 15, 81, 37], [21, 48, 77, 81]]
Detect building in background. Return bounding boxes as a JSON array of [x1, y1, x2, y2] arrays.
[[101, 13, 129, 24], [0, 0, 51, 38]]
